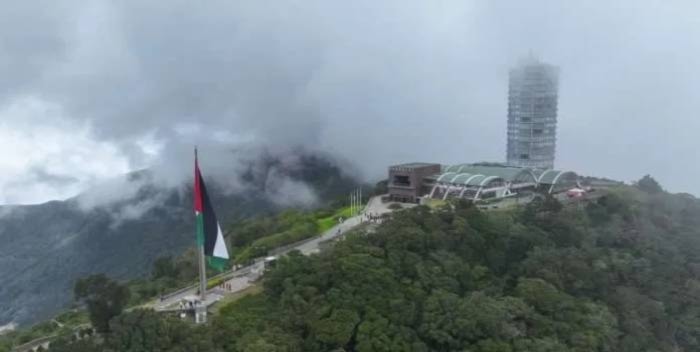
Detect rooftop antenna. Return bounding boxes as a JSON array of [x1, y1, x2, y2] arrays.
[[527, 49, 538, 63]]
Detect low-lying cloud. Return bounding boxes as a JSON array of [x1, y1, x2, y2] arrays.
[[263, 167, 319, 208], [70, 146, 327, 226], [75, 174, 153, 212], [108, 194, 169, 230], [1, 0, 699, 204]]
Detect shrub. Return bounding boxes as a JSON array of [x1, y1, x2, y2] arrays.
[[388, 203, 403, 210]]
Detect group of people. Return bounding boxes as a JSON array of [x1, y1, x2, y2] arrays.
[[363, 212, 382, 224], [179, 299, 200, 310], [218, 282, 234, 291], [332, 211, 384, 238]]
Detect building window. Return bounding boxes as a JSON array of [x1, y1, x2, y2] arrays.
[[392, 175, 411, 186], [520, 154, 530, 159]]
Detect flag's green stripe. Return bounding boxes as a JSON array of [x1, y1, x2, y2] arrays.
[[207, 256, 228, 272], [195, 213, 205, 246]]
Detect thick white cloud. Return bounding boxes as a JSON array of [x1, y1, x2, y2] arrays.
[[0, 97, 133, 204], [0, 0, 699, 203]]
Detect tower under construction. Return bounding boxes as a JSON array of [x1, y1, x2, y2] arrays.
[[506, 56, 559, 169]]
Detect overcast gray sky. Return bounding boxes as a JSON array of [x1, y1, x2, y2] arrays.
[[1, 0, 699, 204]]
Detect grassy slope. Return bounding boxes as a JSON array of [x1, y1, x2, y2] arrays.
[[233, 205, 356, 264], [315, 205, 354, 232]]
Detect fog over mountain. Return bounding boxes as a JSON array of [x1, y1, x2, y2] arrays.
[[1, 0, 700, 204], [0, 149, 356, 326]]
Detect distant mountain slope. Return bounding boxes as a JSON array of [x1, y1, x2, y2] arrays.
[[0, 152, 357, 326]]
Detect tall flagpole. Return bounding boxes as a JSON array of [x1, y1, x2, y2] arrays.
[[196, 148, 207, 303], [351, 190, 354, 216], [353, 190, 356, 216], [359, 187, 362, 214], [199, 240, 207, 302], [352, 190, 356, 216], [354, 189, 358, 215], [351, 191, 354, 216], [358, 188, 361, 215]]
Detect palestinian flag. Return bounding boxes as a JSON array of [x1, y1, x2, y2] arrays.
[[194, 151, 230, 271]]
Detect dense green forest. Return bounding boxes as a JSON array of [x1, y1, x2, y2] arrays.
[[229, 204, 356, 264], [127, 203, 357, 304], [11, 183, 700, 352], [206, 186, 700, 351]]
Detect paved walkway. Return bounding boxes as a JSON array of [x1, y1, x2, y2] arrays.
[[153, 206, 369, 312], [294, 214, 363, 255], [363, 195, 412, 216], [153, 264, 260, 311]]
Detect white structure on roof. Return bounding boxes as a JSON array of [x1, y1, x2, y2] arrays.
[[425, 163, 579, 201]]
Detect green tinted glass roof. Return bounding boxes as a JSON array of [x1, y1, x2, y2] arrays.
[[430, 163, 577, 187], [440, 164, 537, 183]]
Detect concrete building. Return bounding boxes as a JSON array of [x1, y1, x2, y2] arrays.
[[388, 163, 441, 203], [387, 162, 579, 203], [506, 56, 559, 169]]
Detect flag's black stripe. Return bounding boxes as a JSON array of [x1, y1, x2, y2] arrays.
[[198, 172, 219, 256]]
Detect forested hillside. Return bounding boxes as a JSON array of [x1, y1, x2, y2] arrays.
[[210, 187, 700, 351], [39, 185, 700, 351], [0, 152, 356, 327]]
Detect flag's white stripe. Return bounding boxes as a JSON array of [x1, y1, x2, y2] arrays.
[[213, 223, 229, 259]]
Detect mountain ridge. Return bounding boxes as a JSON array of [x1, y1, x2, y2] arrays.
[[0, 152, 357, 326]]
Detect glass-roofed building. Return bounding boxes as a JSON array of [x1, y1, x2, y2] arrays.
[[387, 162, 579, 203]]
